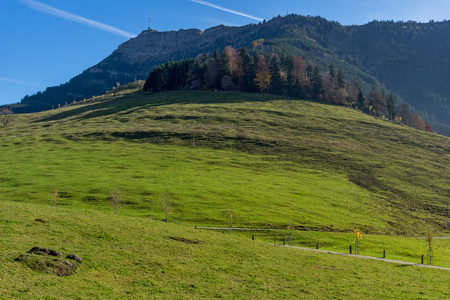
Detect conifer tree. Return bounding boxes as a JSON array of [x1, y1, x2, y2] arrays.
[[239, 47, 257, 92], [357, 87, 366, 110], [387, 93, 397, 120], [281, 53, 294, 86], [306, 64, 313, 81], [221, 51, 232, 77], [269, 55, 283, 95], [252, 50, 260, 69], [337, 67, 345, 89], [312, 66, 323, 100], [329, 63, 336, 78], [212, 49, 220, 61]]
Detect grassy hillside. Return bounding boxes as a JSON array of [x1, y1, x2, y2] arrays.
[[1, 201, 449, 299], [2, 83, 448, 233], [0, 83, 449, 297]]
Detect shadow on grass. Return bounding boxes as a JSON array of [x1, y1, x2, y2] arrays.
[[33, 91, 289, 123]]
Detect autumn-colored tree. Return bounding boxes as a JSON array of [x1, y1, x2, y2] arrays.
[[255, 55, 271, 92], [287, 56, 308, 98], [222, 46, 238, 73], [335, 88, 348, 106], [425, 123, 435, 133], [220, 51, 233, 90], [292, 57, 308, 87], [221, 46, 242, 88], [354, 228, 363, 255], [0, 108, 14, 126], [411, 114, 427, 131], [369, 86, 387, 116], [203, 49, 221, 89], [143, 47, 432, 134]]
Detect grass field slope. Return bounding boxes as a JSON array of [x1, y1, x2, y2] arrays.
[[0, 82, 449, 298]]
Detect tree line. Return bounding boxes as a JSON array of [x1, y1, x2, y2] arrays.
[[144, 46, 433, 133]]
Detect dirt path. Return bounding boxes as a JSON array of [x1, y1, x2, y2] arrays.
[[276, 245, 450, 271]]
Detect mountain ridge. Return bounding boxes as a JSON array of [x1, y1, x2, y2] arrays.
[[12, 15, 450, 134]]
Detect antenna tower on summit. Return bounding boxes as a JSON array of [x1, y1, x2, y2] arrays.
[[148, 11, 151, 29]]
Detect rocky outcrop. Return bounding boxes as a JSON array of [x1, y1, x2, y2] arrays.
[[15, 247, 82, 277], [117, 29, 204, 62], [107, 25, 240, 66], [27, 246, 62, 257]]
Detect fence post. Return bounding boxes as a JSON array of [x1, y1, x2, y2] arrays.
[[283, 238, 286, 245], [252, 235, 254, 241], [421, 254, 424, 264], [383, 250, 386, 259], [349, 245, 352, 254], [316, 242, 320, 250]]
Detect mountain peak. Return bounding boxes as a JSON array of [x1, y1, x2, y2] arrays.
[[116, 28, 204, 61]]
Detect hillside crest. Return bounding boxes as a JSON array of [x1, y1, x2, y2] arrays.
[[13, 15, 450, 135]]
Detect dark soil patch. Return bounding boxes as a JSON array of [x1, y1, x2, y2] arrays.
[[168, 236, 204, 244], [35, 219, 49, 224]]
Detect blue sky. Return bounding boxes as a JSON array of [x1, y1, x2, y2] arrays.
[[1, 0, 449, 106]]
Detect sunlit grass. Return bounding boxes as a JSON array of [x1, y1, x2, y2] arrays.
[[0, 86, 448, 298], [1, 201, 449, 299]]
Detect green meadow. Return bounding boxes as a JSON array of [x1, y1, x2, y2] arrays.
[[1, 201, 449, 299], [0, 83, 449, 298]]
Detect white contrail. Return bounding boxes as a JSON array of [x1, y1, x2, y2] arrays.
[[20, 0, 137, 39], [190, 0, 264, 22], [0, 77, 44, 88]]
